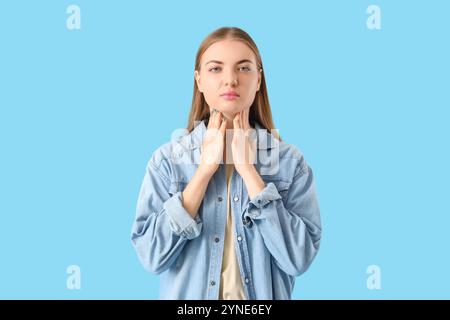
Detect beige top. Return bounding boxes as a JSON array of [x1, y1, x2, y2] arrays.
[[219, 163, 246, 300]]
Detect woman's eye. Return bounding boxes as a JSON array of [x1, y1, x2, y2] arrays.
[[239, 66, 251, 72], [209, 67, 221, 72]]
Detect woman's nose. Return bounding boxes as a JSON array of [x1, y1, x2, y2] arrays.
[[224, 70, 238, 87], [227, 79, 238, 87]]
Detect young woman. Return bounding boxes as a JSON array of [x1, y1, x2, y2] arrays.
[[131, 27, 322, 300]]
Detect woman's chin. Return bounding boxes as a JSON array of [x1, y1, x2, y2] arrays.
[[220, 106, 242, 117]]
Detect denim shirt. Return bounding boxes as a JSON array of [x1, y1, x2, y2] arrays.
[[131, 119, 322, 300]]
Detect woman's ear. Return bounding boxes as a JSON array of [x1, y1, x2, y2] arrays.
[[194, 70, 203, 93], [257, 68, 262, 91]]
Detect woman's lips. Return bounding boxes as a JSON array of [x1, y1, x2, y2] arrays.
[[221, 94, 240, 101]]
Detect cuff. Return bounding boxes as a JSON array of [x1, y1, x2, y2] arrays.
[[163, 191, 203, 240], [243, 182, 282, 221]]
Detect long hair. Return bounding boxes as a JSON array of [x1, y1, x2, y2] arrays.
[[186, 27, 281, 141]]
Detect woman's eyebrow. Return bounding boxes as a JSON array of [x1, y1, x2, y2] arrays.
[[205, 59, 254, 66]]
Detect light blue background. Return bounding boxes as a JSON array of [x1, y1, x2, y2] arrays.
[[1, 0, 449, 299]]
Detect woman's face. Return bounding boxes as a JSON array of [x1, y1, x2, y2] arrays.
[[195, 39, 262, 120]]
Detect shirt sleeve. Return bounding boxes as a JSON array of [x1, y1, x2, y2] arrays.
[[242, 156, 322, 276], [131, 157, 202, 274]]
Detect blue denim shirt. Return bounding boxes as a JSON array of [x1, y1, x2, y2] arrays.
[[131, 119, 321, 299]]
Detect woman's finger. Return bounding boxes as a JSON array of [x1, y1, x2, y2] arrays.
[[215, 109, 222, 129], [207, 109, 215, 129], [209, 108, 219, 128], [243, 108, 249, 131], [238, 110, 243, 131], [215, 110, 222, 128], [219, 118, 227, 139], [233, 112, 240, 131]]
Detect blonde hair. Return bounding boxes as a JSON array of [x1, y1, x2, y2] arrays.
[[186, 27, 281, 141]]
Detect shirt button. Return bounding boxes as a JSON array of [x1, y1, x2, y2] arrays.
[[245, 278, 250, 284], [214, 237, 220, 243], [257, 199, 261, 204], [237, 235, 242, 242], [218, 196, 223, 202], [233, 196, 239, 202], [210, 280, 216, 286]]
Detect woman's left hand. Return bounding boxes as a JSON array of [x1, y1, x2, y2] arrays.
[[231, 108, 257, 176]]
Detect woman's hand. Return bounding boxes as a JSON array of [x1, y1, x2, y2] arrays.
[[231, 108, 266, 200], [231, 108, 257, 177], [199, 109, 227, 177]]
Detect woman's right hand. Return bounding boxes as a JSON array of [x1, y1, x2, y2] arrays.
[[199, 109, 227, 177]]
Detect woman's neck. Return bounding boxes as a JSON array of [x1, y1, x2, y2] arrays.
[[225, 118, 234, 130]]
